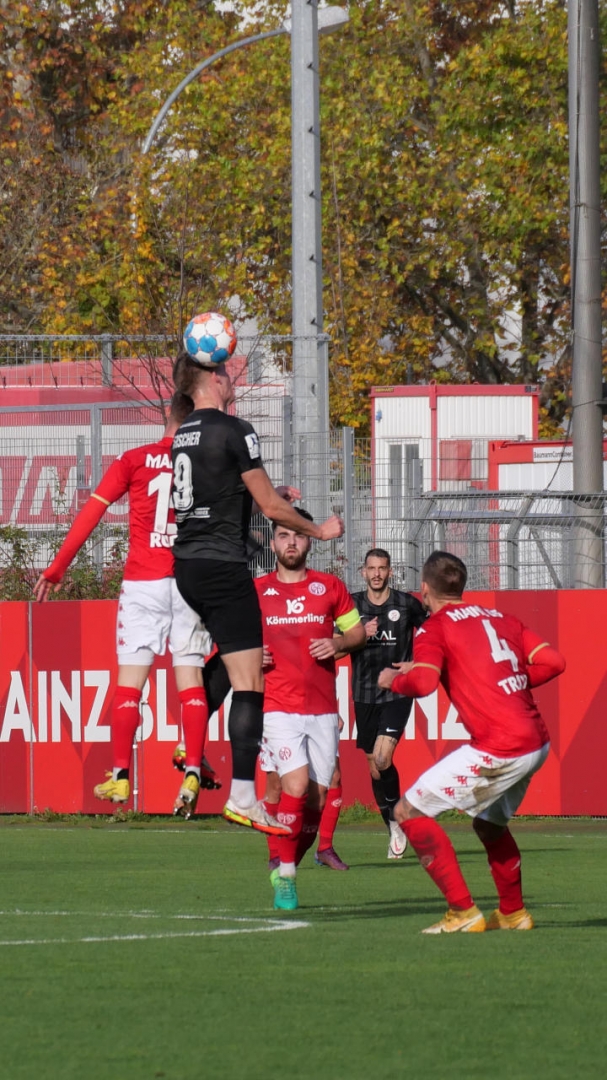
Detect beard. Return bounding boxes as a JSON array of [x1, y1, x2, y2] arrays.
[[276, 549, 308, 571]]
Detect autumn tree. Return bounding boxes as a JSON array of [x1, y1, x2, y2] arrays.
[[1, 1, 603, 436]]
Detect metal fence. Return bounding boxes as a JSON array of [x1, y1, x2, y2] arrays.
[[1, 394, 605, 591], [0, 333, 293, 388], [0, 333, 604, 589]]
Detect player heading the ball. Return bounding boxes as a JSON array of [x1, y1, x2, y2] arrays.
[[172, 313, 344, 837]]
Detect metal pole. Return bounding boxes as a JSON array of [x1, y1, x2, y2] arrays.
[[342, 427, 355, 588], [281, 394, 293, 487], [290, 1, 329, 525], [100, 334, 113, 387], [569, 0, 604, 587], [90, 405, 104, 574]]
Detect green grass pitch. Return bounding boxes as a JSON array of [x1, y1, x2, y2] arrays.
[[0, 818, 606, 1080]]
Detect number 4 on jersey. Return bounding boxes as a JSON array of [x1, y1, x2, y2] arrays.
[[482, 619, 519, 673]]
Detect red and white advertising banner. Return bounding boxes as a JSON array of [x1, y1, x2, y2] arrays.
[[0, 591, 602, 816]]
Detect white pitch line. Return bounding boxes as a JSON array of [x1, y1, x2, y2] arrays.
[[0, 910, 310, 946], [0, 923, 309, 947], [0, 910, 285, 923]]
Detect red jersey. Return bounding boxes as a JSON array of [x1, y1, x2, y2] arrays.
[[94, 436, 176, 580], [255, 569, 358, 715], [404, 603, 550, 757]]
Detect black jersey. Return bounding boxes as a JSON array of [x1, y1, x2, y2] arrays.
[[350, 588, 426, 704], [171, 408, 264, 563]]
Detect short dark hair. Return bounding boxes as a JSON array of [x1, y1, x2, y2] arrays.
[[364, 547, 391, 566], [422, 551, 467, 597], [172, 350, 220, 396], [169, 391, 194, 426], [271, 507, 314, 532]]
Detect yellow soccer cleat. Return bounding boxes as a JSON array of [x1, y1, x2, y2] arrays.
[[93, 773, 130, 804], [173, 774, 200, 819], [222, 798, 292, 837], [422, 905, 486, 935], [485, 907, 534, 931]]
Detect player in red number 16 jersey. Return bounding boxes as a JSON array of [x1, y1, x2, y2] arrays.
[[33, 394, 214, 816], [379, 551, 565, 935], [254, 509, 365, 911]]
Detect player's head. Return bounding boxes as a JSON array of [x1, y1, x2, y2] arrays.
[[271, 508, 314, 571], [421, 551, 467, 608], [165, 391, 194, 435], [362, 547, 391, 592], [173, 350, 235, 409]]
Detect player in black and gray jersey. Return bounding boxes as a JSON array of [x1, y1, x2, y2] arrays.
[[350, 548, 425, 859], [172, 346, 344, 838]]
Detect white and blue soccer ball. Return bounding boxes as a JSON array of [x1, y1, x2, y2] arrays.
[[183, 311, 237, 366]]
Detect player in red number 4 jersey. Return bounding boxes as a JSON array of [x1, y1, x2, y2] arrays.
[[254, 509, 365, 911], [379, 551, 565, 935], [33, 394, 215, 816]]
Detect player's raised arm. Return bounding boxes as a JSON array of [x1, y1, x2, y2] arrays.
[[33, 491, 112, 601], [242, 467, 344, 541]]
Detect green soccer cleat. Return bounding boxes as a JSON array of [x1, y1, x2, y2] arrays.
[[270, 869, 299, 912], [93, 773, 129, 804]]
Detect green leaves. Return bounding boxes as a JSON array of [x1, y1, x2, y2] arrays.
[[1, 1, 600, 435]]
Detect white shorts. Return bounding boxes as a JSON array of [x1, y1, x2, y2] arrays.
[[405, 742, 550, 826], [261, 712, 339, 790], [117, 578, 212, 667]]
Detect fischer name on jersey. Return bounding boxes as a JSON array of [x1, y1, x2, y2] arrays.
[[255, 569, 360, 715], [93, 436, 177, 580]]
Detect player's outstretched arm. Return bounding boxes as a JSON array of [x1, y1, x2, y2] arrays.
[[242, 467, 344, 540], [33, 494, 109, 602], [524, 633, 566, 688], [379, 662, 441, 697]]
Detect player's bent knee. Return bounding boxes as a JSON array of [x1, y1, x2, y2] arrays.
[[373, 751, 391, 773], [394, 796, 422, 824], [473, 816, 505, 844], [366, 755, 380, 781]]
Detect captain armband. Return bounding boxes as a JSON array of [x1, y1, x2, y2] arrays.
[[335, 608, 362, 633]]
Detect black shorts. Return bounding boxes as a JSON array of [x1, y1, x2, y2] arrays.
[[354, 699, 413, 754], [174, 559, 263, 654]]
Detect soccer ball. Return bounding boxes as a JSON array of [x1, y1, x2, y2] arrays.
[[183, 311, 237, 366]]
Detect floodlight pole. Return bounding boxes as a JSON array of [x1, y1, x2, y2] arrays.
[[568, 0, 604, 587], [141, 28, 288, 156], [141, 5, 350, 527]]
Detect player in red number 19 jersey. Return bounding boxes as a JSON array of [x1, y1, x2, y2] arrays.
[[33, 394, 215, 816], [254, 509, 365, 911], [379, 551, 565, 935]]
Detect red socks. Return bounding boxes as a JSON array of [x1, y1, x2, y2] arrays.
[[277, 793, 307, 866], [111, 686, 142, 771], [295, 806, 323, 866], [318, 785, 342, 852], [178, 687, 209, 768], [402, 817, 474, 910], [480, 828, 523, 914], [264, 800, 280, 862]]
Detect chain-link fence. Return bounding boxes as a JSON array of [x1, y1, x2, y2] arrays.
[[1, 396, 605, 591], [0, 333, 604, 591]]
